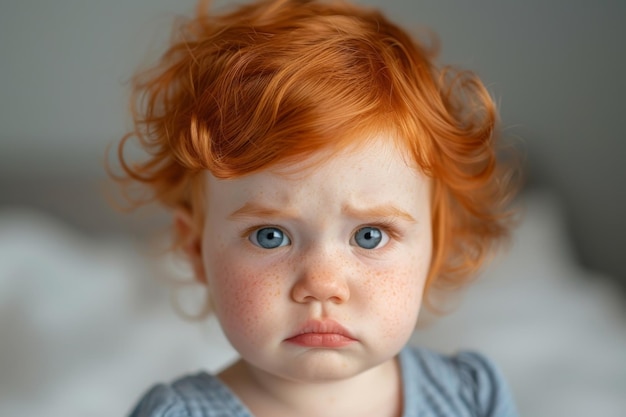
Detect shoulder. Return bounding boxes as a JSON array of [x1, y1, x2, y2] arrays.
[[401, 346, 518, 417], [128, 372, 251, 417]]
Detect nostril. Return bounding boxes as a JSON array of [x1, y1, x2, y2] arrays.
[[328, 294, 346, 304]]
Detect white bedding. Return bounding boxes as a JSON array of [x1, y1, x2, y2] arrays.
[[1, 190, 624, 416]]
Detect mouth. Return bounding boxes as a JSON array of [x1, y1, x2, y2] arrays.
[[285, 319, 357, 348]]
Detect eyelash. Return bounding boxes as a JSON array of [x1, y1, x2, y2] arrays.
[[359, 220, 401, 241], [240, 224, 288, 240]]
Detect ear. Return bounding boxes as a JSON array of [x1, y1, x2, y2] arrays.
[[173, 208, 207, 284]]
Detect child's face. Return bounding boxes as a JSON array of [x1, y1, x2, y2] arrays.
[[199, 137, 432, 383]]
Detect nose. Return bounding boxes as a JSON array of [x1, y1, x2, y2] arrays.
[[290, 251, 350, 304]]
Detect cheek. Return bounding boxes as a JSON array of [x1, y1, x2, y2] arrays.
[[362, 255, 428, 336], [205, 251, 284, 342]]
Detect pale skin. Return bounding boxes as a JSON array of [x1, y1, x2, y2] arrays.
[[176, 137, 433, 417]]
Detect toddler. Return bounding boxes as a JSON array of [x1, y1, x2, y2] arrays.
[[114, 0, 519, 416]]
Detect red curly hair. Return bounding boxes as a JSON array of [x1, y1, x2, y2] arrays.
[[113, 0, 518, 313]]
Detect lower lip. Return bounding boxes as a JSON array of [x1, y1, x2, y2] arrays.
[[286, 333, 356, 348]]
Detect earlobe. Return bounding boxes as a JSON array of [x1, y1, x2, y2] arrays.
[[173, 208, 207, 284]]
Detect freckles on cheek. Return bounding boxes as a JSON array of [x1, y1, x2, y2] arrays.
[[209, 260, 283, 341], [365, 268, 423, 339]]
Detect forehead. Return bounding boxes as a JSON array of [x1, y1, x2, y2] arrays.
[[205, 136, 430, 209]]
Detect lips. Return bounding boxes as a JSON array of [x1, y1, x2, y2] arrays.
[[285, 319, 356, 348]]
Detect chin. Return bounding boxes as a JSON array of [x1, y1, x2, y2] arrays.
[[276, 350, 389, 383]]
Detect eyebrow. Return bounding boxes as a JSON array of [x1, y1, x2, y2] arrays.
[[228, 202, 298, 220], [341, 203, 416, 223], [228, 201, 416, 223]]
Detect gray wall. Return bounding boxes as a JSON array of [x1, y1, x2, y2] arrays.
[[1, 0, 625, 281]]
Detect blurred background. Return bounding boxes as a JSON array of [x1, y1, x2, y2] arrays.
[[1, 0, 625, 416]]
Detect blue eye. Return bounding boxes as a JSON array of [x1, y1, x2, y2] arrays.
[[249, 227, 291, 249], [352, 227, 389, 249]]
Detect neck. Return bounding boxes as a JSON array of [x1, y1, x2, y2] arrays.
[[219, 356, 403, 417]]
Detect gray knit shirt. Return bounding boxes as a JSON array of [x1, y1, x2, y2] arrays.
[[129, 347, 518, 417]]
